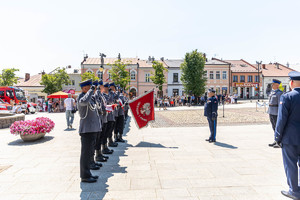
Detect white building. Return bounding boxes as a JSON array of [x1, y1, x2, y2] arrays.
[[62, 68, 82, 95], [163, 59, 184, 97]]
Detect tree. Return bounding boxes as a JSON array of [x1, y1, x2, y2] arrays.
[[0, 68, 19, 86], [41, 68, 71, 94], [109, 60, 130, 89], [180, 49, 206, 97], [81, 71, 99, 81], [150, 61, 167, 97]]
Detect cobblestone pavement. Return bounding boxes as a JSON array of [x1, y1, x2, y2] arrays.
[[151, 107, 269, 128], [0, 111, 287, 200]]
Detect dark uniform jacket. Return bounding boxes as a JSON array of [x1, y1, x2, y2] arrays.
[[77, 89, 101, 134], [204, 96, 218, 118], [275, 88, 300, 145], [95, 90, 107, 124]]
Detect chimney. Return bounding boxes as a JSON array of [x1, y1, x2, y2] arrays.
[[25, 73, 30, 81], [287, 62, 290, 68], [160, 57, 164, 61], [276, 63, 280, 69], [151, 56, 155, 62], [203, 53, 207, 62], [148, 56, 151, 62], [262, 64, 266, 69], [42, 70, 45, 75]]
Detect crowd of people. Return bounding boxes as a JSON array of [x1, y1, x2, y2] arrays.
[[154, 93, 239, 109]]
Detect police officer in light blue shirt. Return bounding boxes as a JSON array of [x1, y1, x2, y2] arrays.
[[268, 79, 283, 148], [204, 89, 218, 143], [275, 71, 300, 200]]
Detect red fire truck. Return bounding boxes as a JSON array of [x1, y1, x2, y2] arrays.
[[0, 86, 28, 112]]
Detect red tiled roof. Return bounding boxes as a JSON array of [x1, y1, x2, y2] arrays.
[[15, 74, 44, 87], [254, 63, 295, 77], [225, 59, 258, 72], [82, 58, 139, 65]]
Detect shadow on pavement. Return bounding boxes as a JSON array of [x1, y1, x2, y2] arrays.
[[64, 128, 77, 131], [7, 136, 54, 146], [134, 141, 178, 149], [79, 117, 131, 200], [214, 141, 238, 149]]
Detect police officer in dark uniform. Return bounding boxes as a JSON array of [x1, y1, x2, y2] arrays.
[[124, 92, 129, 122], [268, 79, 283, 148], [77, 79, 101, 183], [114, 88, 126, 143], [109, 82, 121, 145], [102, 82, 116, 154], [204, 89, 218, 143], [94, 80, 109, 163], [275, 71, 300, 200]]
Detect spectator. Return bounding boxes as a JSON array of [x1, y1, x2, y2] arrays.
[[48, 99, 52, 113], [64, 94, 75, 129]]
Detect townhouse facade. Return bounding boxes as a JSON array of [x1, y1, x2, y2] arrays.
[[163, 59, 184, 97]]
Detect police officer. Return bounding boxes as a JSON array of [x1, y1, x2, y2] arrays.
[[204, 89, 218, 143], [94, 80, 109, 163], [268, 79, 283, 148], [124, 92, 129, 122], [102, 83, 116, 154], [77, 79, 101, 183], [109, 82, 121, 145], [114, 88, 126, 143], [275, 71, 300, 200]]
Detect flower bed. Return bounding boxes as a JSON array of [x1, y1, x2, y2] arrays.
[[10, 117, 55, 136]]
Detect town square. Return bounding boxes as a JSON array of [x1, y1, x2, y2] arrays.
[[1, 0, 300, 200]]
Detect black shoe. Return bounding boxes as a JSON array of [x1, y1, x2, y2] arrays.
[[70, 125, 72, 129], [209, 139, 216, 143], [94, 162, 103, 167], [205, 139, 211, 142], [102, 148, 113, 154], [118, 137, 125, 143], [269, 141, 277, 147], [90, 163, 100, 170], [273, 143, 281, 148], [108, 142, 118, 147], [281, 190, 300, 200], [96, 155, 108, 162], [81, 177, 97, 183], [91, 175, 99, 179], [102, 155, 109, 159]]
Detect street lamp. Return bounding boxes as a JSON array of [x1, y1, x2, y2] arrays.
[[256, 61, 262, 101], [99, 53, 106, 81]]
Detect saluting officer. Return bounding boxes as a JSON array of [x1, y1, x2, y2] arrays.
[[124, 92, 129, 122], [102, 83, 116, 154], [109, 82, 120, 145], [94, 80, 109, 162], [268, 79, 283, 148], [114, 88, 126, 143], [204, 89, 218, 143], [77, 79, 101, 183], [275, 71, 300, 200]]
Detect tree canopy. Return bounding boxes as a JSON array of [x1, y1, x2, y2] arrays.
[[109, 60, 130, 89], [81, 71, 99, 82], [180, 49, 206, 96], [0, 68, 19, 86], [41, 68, 71, 94], [150, 61, 167, 96]]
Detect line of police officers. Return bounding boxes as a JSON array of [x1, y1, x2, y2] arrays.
[[77, 79, 129, 183]]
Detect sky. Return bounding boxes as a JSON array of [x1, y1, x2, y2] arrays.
[[1, 0, 300, 77]]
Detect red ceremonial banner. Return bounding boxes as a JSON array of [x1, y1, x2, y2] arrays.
[[129, 89, 155, 129]]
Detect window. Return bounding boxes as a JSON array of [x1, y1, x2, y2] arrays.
[[145, 73, 150, 82], [255, 75, 259, 82], [216, 71, 220, 79], [173, 89, 179, 96], [130, 71, 136, 80], [204, 70, 207, 78], [0, 91, 4, 96], [233, 75, 238, 82], [248, 76, 253, 82], [209, 71, 214, 79], [72, 80, 75, 86], [97, 71, 103, 80], [240, 75, 245, 82], [222, 71, 227, 79], [173, 73, 178, 83]]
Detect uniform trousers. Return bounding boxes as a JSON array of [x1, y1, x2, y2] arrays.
[[95, 123, 107, 150], [80, 132, 97, 179], [269, 114, 278, 131], [105, 121, 115, 139], [282, 144, 300, 198], [207, 118, 217, 140], [114, 115, 125, 136]]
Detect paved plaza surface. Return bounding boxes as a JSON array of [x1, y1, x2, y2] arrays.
[[0, 104, 289, 200]]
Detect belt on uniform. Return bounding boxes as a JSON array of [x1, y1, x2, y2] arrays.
[[269, 105, 278, 107]]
